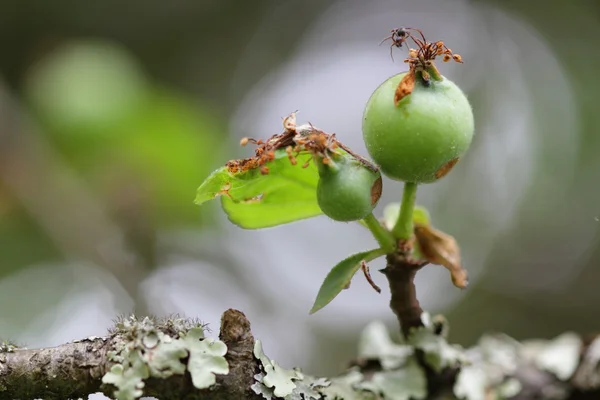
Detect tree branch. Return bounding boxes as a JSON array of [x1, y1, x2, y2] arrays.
[[2, 308, 600, 400], [0, 338, 107, 397], [380, 250, 427, 338], [0, 309, 262, 400]]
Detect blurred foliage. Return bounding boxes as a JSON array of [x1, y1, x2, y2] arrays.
[[24, 40, 224, 227], [0, 39, 227, 283], [0, 207, 61, 272]]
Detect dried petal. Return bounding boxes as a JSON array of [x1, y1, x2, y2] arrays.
[[414, 224, 468, 288]]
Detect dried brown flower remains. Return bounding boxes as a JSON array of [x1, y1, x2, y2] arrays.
[[229, 112, 377, 174], [380, 26, 464, 104]]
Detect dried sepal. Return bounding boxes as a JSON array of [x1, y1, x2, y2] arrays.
[[414, 223, 468, 289], [394, 68, 416, 106]]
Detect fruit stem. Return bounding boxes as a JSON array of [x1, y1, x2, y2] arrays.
[[392, 182, 418, 240], [426, 63, 443, 81], [315, 155, 340, 176], [363, 213, 396, 254]]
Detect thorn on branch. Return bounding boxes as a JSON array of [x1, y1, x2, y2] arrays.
[[361, 261, 382, 293]]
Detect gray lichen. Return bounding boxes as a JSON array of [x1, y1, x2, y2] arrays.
[[2, 309, 598, 400], [252, 340, 303, 398], [319, 369, 371, 400], [454, 329, 587, 400], [0, 340, 20, 353], [572, 335, 600, 390], [101, 315, 229, 400], [251, 340, 333, 400], [247, 310, 591, 400]]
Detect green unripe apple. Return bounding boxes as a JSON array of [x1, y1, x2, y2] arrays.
[[362, 72, 474, 183], [316, 154, 382, 222]]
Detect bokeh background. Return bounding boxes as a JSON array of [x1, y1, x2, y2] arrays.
[[1, 0, 600, 395]]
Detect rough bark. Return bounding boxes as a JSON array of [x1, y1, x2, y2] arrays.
[[0, 309, 262, 400], [0, 338, 108, 398], [2, 307, 600, 400], [380, 251, 427, 338]]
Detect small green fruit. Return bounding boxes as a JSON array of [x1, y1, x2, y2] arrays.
[[362, 72, 474, 183], [316, 155, 382, 222]]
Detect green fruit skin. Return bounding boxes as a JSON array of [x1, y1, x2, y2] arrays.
[[317, 157, 382, 222], [362, 72, 474, 183]]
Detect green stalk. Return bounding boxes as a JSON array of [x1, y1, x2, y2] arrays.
[[362, 213, 396, 254], [426, 63, 443, 81], [392, 182, 418, 240]]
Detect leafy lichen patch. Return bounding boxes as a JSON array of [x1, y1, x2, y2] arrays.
[[101, 315, 228, 400], [253, 340, 302, 398]]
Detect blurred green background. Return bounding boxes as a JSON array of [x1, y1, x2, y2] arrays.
[[1, 0, 599, 391]]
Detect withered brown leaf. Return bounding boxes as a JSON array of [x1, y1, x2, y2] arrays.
[[414, 224, 468, 289]]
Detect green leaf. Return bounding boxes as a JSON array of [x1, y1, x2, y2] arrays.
[[310, 248, 386, 314], [412, 206, 431, 226], [196, 150, 322, 229], [382, 202, 400, 231]]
